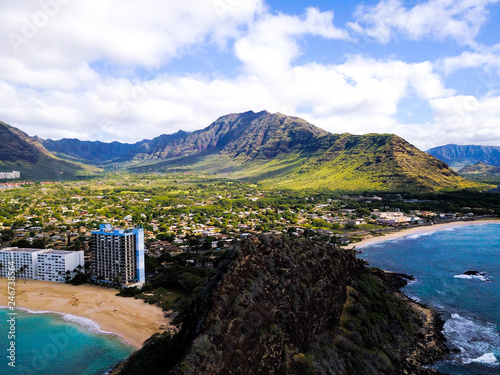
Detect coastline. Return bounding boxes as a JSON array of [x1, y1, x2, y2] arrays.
[[400, 291, 450, 373], [0, 279, 171, 349], [376, 270, 449, 373], [345, 219, 500, 250], [357, 219, 500, 373]]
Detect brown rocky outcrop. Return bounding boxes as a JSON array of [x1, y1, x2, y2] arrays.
[[118, 235, 448, 375]]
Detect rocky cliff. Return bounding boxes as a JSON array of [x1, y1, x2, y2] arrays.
[[116, 235, 448, 375]]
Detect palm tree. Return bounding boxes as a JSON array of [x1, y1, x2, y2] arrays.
[[16, 265, 29, 283]]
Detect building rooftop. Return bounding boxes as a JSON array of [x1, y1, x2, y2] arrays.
[[0, 248, 79, 255], [91, 223, 143, 236], [1, 247, 45, 253]]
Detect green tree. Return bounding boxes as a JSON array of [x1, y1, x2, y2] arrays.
[[1, 229, 14, 241]]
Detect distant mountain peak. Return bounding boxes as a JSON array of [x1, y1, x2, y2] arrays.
[[0, 120, 98, 180], [458, 161, 500, 175], [427, 144, 500, 170]]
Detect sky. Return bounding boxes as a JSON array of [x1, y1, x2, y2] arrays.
[[0, 0, 499, 150]]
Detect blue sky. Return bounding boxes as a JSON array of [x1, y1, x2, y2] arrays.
[[0, 0, 499, 150]]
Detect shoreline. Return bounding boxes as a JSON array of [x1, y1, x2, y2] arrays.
[[345, 219, 500, 250], [356, 219, 500, 372], [0, 305, 134, 346], [377, 270, 449, 372], [0, 279, 171, 349], [400, 291, 450, 372]]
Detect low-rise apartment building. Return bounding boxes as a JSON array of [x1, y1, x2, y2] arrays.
[[0, 248, 84, 282]]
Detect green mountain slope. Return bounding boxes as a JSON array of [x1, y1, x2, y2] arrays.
[[0, 121, 100, 180], [130, 111, 486, 192], [14, 111, 490, 191], [458, 162, 500, 183], [459, 162, 500, 174]]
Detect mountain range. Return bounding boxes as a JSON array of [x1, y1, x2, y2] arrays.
[[0, 121, 98, 180], [427, 144, 500, 171], [0, 111, 489, 192]]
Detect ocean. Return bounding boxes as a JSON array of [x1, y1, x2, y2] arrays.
[[358, 223, 500, 375], [0, 308, 134, 375]]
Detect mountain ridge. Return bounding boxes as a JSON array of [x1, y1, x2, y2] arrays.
[[458, 162, 500, 179], [427, 144, 500, 171], [0, 113, 489, 191], [0, 121, 100, 180], [125, 111, 478, 192]]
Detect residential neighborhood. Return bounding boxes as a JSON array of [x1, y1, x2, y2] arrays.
[[0, 176, 493, 276]]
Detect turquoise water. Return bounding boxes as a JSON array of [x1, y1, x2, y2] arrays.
[[359, 223, 500, 375], [0, 308, 134, 375]]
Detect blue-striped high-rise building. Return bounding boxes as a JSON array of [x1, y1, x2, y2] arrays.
[[90, 224, 145, 288]]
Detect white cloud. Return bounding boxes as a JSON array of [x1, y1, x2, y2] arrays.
[[0, 0, 498, 152], [440, 51, 500, 75], [0, 0, 266, 140], [0, 51, 452, 144], [232, 9, 452, 137], [0, 73, 276, 142], [235, 7, 349, 80], [349, 0, 498, 45], [0, 0, 264, 81], [427, 95, 500, 145]]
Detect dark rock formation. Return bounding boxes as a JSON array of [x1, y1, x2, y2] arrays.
[[117, 235, 448, 375], [464, 270, 480, 276]]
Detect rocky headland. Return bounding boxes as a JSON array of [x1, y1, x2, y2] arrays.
[[116, 235, 448, 374]]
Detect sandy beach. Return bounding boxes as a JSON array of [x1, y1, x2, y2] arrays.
[[346, 219, 500, 249], [0, 280, 170, 349]]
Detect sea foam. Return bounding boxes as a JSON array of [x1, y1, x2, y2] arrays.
[[444, 313, 500, 366], [470, 353, 498, 365], [405, 232, 435, 240], [2, 307, 131, 345], [453, 273, 490, 282]]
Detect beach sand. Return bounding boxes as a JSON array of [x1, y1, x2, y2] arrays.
[[0, 279, 170, 349], [346, 219, 500, 249]]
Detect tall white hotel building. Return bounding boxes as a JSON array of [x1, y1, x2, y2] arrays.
[[90, 224, 145, 288], [0, 248, 84, 282]]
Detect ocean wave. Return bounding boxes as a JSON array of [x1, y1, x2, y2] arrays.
[[364, 243, 384, 248], [61, 313, 108, 335], [405, 232, 435, 240], [406, 278, 419, 286], [444, 313, 500, 366], [469, 353, 498, 365], [0, 306, 61, 314], [407, 294, 422, 303], [1, 307, 132, 346], [453, 273, 490, 282]]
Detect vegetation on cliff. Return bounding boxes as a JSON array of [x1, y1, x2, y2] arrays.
[[458, 162, 500, 184], [117, 235, 447, 375]]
